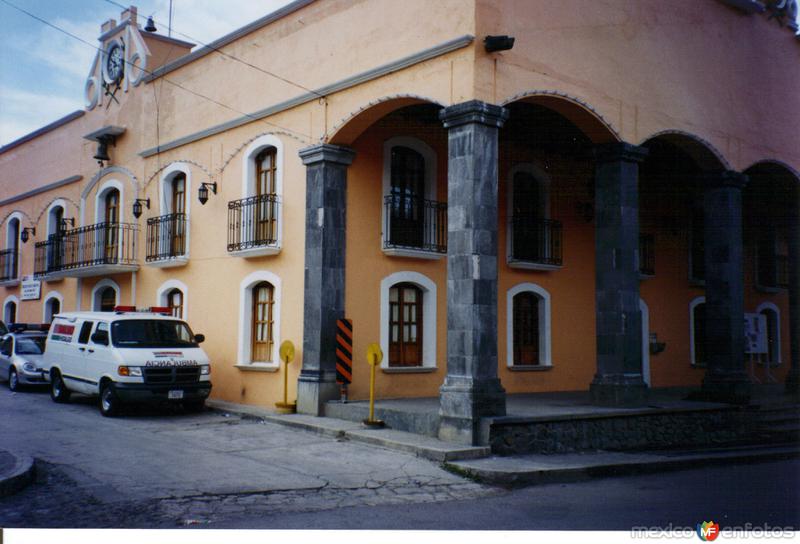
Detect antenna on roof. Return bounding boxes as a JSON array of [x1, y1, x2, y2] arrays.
[[168, 0, 173, 37]]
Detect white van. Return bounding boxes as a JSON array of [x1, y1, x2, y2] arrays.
[[43, 310, 212, 416]]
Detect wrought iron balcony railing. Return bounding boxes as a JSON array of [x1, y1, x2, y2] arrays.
[[0, 248, 19, 282], [33, 222, 137, 277], [228, 194, 280, 252], [509, 216, 563, 266], [639, 234, 655, 276], [146, 213, 187, 262], [383, 194, 447, 254]]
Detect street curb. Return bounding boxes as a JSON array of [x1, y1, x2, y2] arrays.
[[445, 446, 800, 488], [0, 453, 36, 498]]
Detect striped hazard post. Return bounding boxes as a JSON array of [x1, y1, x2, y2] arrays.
[[335, 318, 353, 401]]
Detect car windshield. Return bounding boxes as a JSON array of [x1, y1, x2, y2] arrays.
[[111, 320, 198, 349], [16, 336, 46, 355]]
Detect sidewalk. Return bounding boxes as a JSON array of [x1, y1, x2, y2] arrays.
[[206, 399, 800, 488], [0, 449, 35, 497]]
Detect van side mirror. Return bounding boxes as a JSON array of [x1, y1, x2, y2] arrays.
[[91, 331, 109, 346], [194, 334, 205, 344]]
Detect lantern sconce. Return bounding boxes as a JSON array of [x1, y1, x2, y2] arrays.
[[198, 182, 217, 205], [132, 198, 151, 219], [20, 227, 36, 244], [60, 217, 75, 232]]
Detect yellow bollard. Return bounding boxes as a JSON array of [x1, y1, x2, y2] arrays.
[[363, 343, 385, 428], [275, 340, 297, 414]]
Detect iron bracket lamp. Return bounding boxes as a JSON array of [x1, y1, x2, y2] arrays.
[[484, 35, 515, 53], [60, 217, 75, 232], [132, 198, 151, 219], [198, 181, 217, 205], [20, 227, 35, 244]]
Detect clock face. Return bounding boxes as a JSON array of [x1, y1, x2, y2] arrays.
[[106, 43, 124, 83]]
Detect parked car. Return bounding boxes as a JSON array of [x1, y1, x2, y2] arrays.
[[43, 309, 212, 417], [0, 326, 49, 391]]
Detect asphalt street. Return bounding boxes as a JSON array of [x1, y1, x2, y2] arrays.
[[0, 386, 798, 531]]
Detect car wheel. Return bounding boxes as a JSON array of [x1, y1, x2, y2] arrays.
[[99, 382, 121, 417], [184, 399, 205, 413], [50, 370, 71, 403], [8, 368, 19, 392]]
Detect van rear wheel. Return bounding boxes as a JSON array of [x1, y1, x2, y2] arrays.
[[50, 371, 71, 403], [99, 382, 121, 417]]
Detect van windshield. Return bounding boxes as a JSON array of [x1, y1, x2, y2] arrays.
[[111, 320, 198, 349]]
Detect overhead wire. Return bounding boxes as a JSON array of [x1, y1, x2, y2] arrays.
[[0, 0, 313, 144]]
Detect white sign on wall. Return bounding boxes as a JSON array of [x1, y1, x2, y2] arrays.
[[744, 313, 768, 354], [21, 277, 41, 301]]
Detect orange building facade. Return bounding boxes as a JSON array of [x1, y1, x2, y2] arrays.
[[0, 0, 798, 443]]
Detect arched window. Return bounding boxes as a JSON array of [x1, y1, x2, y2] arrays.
[[251, 282, 275, 363], [388, 283, 423, 367], [167, 288, 184, 319], [388, 147, 425, 248], [46, 204, 66, 272], [99, 287, 117, 312], [170, 173, 187, 256], [254, 148, 278, 244], [103, 189, 120, 261], [756, 302, 781, 365], [45, 297, 61, 323], [506, 283, 552, 368], [2, 216, 20, 281], [690, 297, 707, 367], [4, 301, 16, 323], [508, 165, 560, 268]]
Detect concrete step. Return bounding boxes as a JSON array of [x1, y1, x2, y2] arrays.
[[447, 445, 800, 488], [207, 400, 488, 462]]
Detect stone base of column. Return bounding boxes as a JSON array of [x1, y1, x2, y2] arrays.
[[590, 374, 648, 407], [689, 372, 751, 405], [296, 369, 340, 416], [785, 368, 800, 396], [438, 377, 506, 446]]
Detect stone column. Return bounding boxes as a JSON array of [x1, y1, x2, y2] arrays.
[[786, 195, 800, 394], [438, 100, 508, 445], [590, 142, 649, 407], [296, 144, 355, 416], [700, 170, 750, 403]]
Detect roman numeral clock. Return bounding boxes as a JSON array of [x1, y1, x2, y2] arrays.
[[84, 22, 150, 111]]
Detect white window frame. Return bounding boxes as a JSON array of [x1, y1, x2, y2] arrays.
[[231, 135, 284, 257], [379, 271, 437, 372], [506, 282, 552, 369], [381, 136, 441, 260], [43, 291, 64, 323], [94, 179, 125, 224], [506, 163, 558, 271], [755, 301, 782, 365], [156, 279, 189, 318], [3, 294, 19, 324], [150, 163, 192, 267], [46, 200, 67, 237], [236, 270, 282, 371], [689, 296, 706, 367], [91, 278, 120, 311]]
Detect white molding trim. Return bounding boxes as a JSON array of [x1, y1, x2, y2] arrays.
[[506, 282, 552, 368], [239, 135, 284, 252], [237, 270, 282, 367], [640, 298, 650, 386], [755, 301, 782, 364], [158, 162, 193, 216], [91, 278, 120, 311], [505, 163, 552, 267], [93, 179, 125, 225], [379, 271, 437, 370], [5, 212, 22, 249], [156, 279, 189, 319], [3, 294, 19, 323], [689, 296, 706, 367], [43, 290, 64, 323]]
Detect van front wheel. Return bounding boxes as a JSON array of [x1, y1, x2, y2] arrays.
[[99, 382, 121, 417], [50, 371, 71, 403]]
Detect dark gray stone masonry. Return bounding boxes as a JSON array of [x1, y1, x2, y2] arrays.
[[438, 100, 509, 446], [297, 144, 355, 416], [590, 142, 649, 407], [699, 170, 750, 403]]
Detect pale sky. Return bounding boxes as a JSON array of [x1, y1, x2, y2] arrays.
[[0, 0, 293, 146]]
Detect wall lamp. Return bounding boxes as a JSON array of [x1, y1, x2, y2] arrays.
[[132, 198, 151, 219], [20, 227, 36, 244], [198, 182, 217, 205], [60, 218, 75, 232], [484, 35, 515, 53]]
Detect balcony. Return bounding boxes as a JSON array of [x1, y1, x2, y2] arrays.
[[382, 195, 447, 259], [33, 222, 138, 279], [639, 234, 655, 277], [508, 216, 563, 269], [0, 249, 19, 285], [146, 213, 188, 267], [228, 194, 281, 257]]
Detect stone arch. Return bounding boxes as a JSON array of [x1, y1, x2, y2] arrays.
[[640, 130, 731, 172], [80, 166, 139, 225], [327, 94, 445, 146]]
